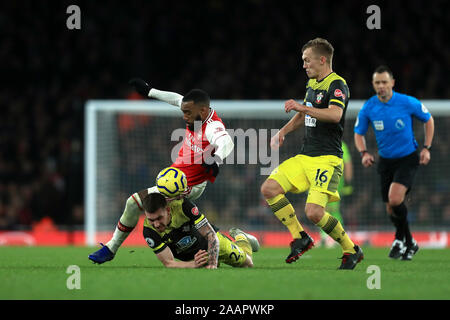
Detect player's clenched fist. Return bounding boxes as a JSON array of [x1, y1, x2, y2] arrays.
[[285, 99, 305, 113], [361, 152, 375, 168], [270, 131, 285, 150], [419, 148, 431, 165]]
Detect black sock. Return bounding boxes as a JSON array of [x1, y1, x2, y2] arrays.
[[300, 231, 308, 239], [403, 221, 413, 246], [389, 213, 404, 241], [392, 202, 412, 245]]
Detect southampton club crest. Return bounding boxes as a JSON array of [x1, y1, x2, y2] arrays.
[[145, 237, 155, 248], [315, 92, 324, 104]]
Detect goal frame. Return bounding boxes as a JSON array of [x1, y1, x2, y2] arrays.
[[84, 99, 447, 245]]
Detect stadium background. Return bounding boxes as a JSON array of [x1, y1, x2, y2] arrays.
[[0, 0, 449, 246]]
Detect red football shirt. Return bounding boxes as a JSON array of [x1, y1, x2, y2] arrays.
[[171, 109, 228, 186]]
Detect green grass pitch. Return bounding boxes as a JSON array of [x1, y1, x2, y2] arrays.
[[1, 246, 449, 300]]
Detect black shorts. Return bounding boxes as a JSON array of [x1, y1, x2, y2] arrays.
[[377, 150, 419, 202]]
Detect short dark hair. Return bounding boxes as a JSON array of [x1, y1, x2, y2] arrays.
[[182, 89, 210, 107], [302, 38, 334, 64], [142, 193, 167, 213], [374, 65, 394, 79]]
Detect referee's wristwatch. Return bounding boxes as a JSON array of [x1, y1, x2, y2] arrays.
[[423, 145, 432, 151]]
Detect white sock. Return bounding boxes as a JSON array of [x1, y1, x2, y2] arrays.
[[105, 223, 133, 254], [105, 194, 142, 253]]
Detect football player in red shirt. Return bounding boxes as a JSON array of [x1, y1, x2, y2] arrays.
[[89, 79, 234, 264]]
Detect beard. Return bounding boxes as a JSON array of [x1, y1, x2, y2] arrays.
[[187, 115, 202, 131]]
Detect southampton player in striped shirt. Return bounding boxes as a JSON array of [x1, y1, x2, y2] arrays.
[[89, 80, 234, 264], [261, 38, 363, 269], [141, 190, 259, 269]]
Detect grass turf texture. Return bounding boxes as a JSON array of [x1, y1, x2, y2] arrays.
[[1, 246, 449, 300]]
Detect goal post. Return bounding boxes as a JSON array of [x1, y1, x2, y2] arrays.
[[85, 100, 449, 246]]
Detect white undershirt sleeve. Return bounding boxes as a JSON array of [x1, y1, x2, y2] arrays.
[[213, 134, 234, 162], [148, 88, 183, 107], [205, 121, 234, 162]]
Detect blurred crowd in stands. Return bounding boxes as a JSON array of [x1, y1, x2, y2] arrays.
[[1, 0, 449, 230]]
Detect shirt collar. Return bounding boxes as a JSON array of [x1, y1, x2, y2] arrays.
[[377, 91, 396, 105], [316, 72, 334, 83], [203, 108, 214, 124], [387, 91, 396, 104]]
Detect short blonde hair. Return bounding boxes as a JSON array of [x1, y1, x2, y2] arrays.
[[302, 38, 334, 64]]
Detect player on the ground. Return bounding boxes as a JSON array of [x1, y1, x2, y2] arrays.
[[260, 38, 363, 269], [88, 81, 234, 264], [354, 65, 434, 261], [141, 190, 259, 268]]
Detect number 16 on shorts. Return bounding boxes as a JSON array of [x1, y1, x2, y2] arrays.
[[315, 169, 329, 187]]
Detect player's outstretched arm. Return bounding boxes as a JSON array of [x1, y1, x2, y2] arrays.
[[129, 78, 183, 107]]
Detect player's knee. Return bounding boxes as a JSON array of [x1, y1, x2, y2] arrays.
[[121, 194, 141, 225], [260, 179, 283, 199], [304, 204, 324, 224], [388, 195, 404, 207], [260, 181, 272, 198], [126, 195, 136, 206]]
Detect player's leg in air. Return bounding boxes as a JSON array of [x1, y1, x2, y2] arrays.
[[88, 191, 143, 264], [261, 157, 314, 264], [218, 229, 260, 268], [88, 182, 207, 264]]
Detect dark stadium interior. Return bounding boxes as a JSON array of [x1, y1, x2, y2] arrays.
[[0, 0, 449, 230]]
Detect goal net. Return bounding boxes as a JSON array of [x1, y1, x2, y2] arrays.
[[85, 100, 449, 245]]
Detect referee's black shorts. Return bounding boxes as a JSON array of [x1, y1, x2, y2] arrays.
[[377, 150, 420, 202]]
